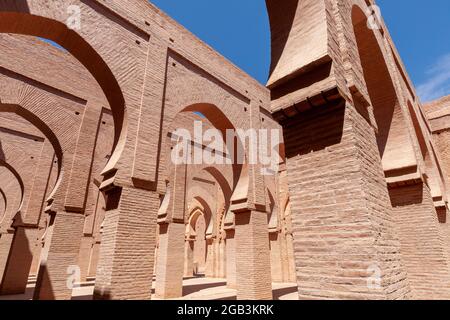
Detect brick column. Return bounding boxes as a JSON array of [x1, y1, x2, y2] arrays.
[[87, 239, 101, 279], [235, 210, 273, 300], [77, 235, 93, 283], [283, 101, 410, 299], [184, 240, 194, 277], [219, 239, 226, 278], [214, 239, 220, 277], [389, 183, 450, 299], [193, 220, 206, 274], [0, 227, 38, 295], [205, 238, 215, 277], [155, 222, 185, 299], [33, 212, 84, 300], [225, 229, 236, 289], [30, 226, 45, 276], [94, 186, 158, 300], [284, 232, 296, 283], [22, 141, 54, 226]]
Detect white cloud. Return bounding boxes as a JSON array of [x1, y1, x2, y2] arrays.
[[417, 53, 450, 103]]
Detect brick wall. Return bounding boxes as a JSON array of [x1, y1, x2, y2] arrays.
[[284, 101, 409, 299], [389, 183, 450, 299]]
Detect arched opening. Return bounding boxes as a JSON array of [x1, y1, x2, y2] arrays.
[[193, 196, 214, 237], [186, 208, 207, 275], [202, 167, 233, 211], [183, 165, 233, 285], [0, 105, 62, 202], [165, 103, 251, 243], [171, 103, 246, 191], [0, 9, 126, 299], [0, 10, 126, 177]]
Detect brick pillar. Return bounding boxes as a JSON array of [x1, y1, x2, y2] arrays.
[[184, 240, 194, 277], [214, 239, 220, 277], [219, 239, 226, 278], [285, 232, 296, 283], [94, 186, 158, 300], [87, 240, 101, 278], [205, 238, 215, 277], [225, 229, 236, 289], [22, 141, 54, 226], [30, 227, 45, 276], [235, 210, 273, 300], [269, 232, 283, 283], [33, 212, 84, 300], [389, 183, 450, 299], [77, 236, 93, 283], [155, 222, 185, 299], [194, 221, 206, 273], [283, 101, 410, 299], [0, 232, 14, 285], [0, 227, 38, 295]]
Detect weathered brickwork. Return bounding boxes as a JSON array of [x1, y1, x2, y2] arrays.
[[0, 0, 449, 301], [389, 183, 450, 299]]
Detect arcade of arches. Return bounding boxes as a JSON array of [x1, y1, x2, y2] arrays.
[[1, 0, 450, 300]]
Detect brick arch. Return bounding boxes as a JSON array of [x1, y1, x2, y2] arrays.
[[0, 137, 45, 217], [163, 102, 259, 238], [185, 206, 207, 273], [188, 165, 233, 212], [351, 4, 417, 175], [0, 5, 127, 176], [167, 103, 247, 192], [186, 207, 204, 238], [184, 165, 233, 241], [188, 188, 215, 236]]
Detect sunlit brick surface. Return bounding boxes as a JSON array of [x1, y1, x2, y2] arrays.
[[0, 0, 449, 300]]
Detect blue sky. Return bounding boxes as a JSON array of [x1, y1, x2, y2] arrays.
[[151, 0, 450, 102]]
